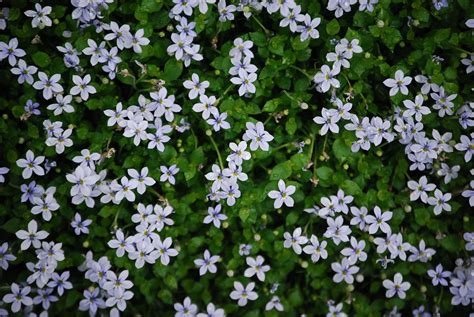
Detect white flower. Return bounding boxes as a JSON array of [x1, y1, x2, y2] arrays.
[[427, 189, 452, 215], [194, 250, 220, 276], [152, 236, 178, 265], [244, 255, 270, 281], [183, 73, 209, 99], [10, 59, 37, 84], [16, 150, 45, 179], [383, 70, 412, 96], [331, 257, 359, 284], [111, 176, 137, 202], [47, 94, 75, 115], [229, 38, 254, 59], [297, 14, 321, 41], [15, 219, 49, 250], [265, 295, 284, 311], [403, 95, 430, 121], [407, 176, 436, 203], [268, 179, 296, 208], [341, 237, 367, 264], [128, 167, 155, 195], [0, 38, 26, 66], [313, 65, 340, 93], [324, 216, 351, 245], [203, 204, 227, 228], [197, 303, 225, 317], [33, 72, 63, 100], [229, 282, 258, 307], [303, 235, 328, 263], [314, 108, 340, 135], [24, 4, 52, 28], [283, 227, 308, 254], [70, 74, 96, 101], [365, 206, 392, 234], [160, 164, 180, 185], [242, 121, 274, 151], [383, 273, 411, 299], [45, 128, 74, 154], [131, 29, 150, 53], [230, 68, 257, 96], [227, 141, 251, 166], [2, 283, 33, 313]]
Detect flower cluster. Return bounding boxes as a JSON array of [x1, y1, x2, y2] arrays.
[[0, 0, 472, 316]]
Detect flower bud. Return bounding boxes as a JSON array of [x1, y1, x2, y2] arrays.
[[301, 261, 308, 269], [404, 205, 412, 213], [364, 52, 371, 58], [222, 221, 229, 228], [18, 137, 25, 144], [2, 114, 8, 120], [300, 102, 308, 110], [261, 214, 267, 221], [376, 150, 383, 157], [343, 163, 349, 170], [346, 284, 355, 292], [356, 274, 364, 283], [205, 129, 212, 136], [166, 24, 174, 32], [377, 20, 385, 28], [254, 234, 261, 241], [420, 285, 427, 293], [83, 240, 90, 248], [101, 77, 109, 85], [226, 270, 234, 277], [214, 70, 221, 76]]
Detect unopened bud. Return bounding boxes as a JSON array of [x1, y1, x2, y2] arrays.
[[300, 102, 308, 110]]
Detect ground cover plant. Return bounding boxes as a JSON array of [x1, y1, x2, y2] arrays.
[[0, 0, 473, 316]]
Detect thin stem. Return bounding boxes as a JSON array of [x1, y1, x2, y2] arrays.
[[273, 142, 294, 151], [342, 72, 368, 107], [111, 208, 121, 229], [289, 65, 313, 80], [208, 134, 224, 169], [215, 85, 233, 106], [282, 90, 296, 101], [252, 15, 270, 35], [190, 127, 199, 149], [322, 133, 329, 154], [263, 115, 273, 126]]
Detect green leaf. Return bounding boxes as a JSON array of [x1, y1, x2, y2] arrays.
[[268, 35, 287, 56], [341, 180, 362, 196], [32, 51, 51, 68], [414, 208, 431, 225], [316, 166, 333, 181], [285, 117, 297, 135], [326, 19, 340, 35], [332, 138, 352, 162], [162, 59, 183, 82], [270, 161, 292, 180], [263, 98, 280, 112], [381, 27, 402, 51]]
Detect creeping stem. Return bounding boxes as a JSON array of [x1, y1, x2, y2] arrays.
[[208, 133, 224, 170]]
